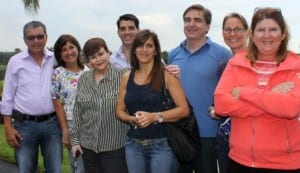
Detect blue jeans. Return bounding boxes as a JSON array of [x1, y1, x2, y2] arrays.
[[14, 117, 62, 173], [125, 137, 178, 173]]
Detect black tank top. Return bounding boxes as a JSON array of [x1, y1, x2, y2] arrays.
[[125, 71, 167, 139]]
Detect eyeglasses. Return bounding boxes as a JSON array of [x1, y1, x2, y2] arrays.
[[25, 34, 45, 41], [223, 28, 245, 34]]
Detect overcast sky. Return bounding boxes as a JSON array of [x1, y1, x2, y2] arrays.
[[1, 0, 299, 53]]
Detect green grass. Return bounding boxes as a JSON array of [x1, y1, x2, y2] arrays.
[[0, 65, 6, 71], [0, 124, 71, 173]]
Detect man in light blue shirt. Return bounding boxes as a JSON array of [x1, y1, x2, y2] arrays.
[[1, 21, 62, 173], [168, 4, 232, 173]]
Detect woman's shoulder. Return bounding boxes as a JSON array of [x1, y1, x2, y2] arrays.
[[54, 66, 65, 71], [164, 70, 180, 89], [121, 70, 131, 78], [228, 50, 250, 66], [80, 69, 93, 79], [53, 66, 67, 76], [287, 51, 300, 60], [281, 51, 300, 69]]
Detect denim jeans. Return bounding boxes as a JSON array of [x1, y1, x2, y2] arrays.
[[14, 116, 62, 173], [125, 137, 178, 173]]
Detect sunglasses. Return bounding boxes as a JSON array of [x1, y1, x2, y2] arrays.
[[25, 34, 45, 41]]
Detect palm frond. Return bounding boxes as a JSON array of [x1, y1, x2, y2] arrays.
[[22, 0, 40, 13]]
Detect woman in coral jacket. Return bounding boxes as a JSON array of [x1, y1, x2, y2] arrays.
[[214, 7, 300, 173]]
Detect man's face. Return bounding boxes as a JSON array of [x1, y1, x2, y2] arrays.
[[23, 26, 47, 54], [183, 9, 210, 40], [118, 20, 139, 46]]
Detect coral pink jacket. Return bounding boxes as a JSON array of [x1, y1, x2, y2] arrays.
[[214, 51, 300, 170]]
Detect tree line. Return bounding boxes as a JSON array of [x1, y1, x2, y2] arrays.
[[0, 50, 21, 81], [0, 50, 20, 65]]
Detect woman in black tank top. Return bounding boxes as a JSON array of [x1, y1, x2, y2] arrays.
[[116, 29, 189, 173]]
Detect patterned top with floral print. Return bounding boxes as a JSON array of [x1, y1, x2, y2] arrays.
[[51, 65, 89, 120]]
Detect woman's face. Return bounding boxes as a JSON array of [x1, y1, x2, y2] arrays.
[[252, 18, 285, 59], [88, 47, 110, 72], [60, 41, 79, 66], [223, 17, 247, 54], [135, 37, 156, 64]]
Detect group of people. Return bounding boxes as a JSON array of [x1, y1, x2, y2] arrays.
[[1, 3, 300, 173]]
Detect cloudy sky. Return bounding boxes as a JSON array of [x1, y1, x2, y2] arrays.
[[1, 0, 299, 53]]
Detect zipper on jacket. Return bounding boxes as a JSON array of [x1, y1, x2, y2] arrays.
[[251, 117, 256, 167], [285, 123, 291, 154]]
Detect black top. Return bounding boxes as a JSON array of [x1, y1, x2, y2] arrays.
[[125, 71, 167, 139]]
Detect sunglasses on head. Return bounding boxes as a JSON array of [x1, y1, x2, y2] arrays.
[[25, 34, 45, 41]]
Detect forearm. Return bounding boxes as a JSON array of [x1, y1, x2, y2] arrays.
[[240, 86, 300, 118], [116, 110, 135, 124], [159, 107, 189, 122], [53, 101, 68, 134], [3, 115, 13, 129]]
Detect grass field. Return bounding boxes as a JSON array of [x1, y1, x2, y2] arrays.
[[0, 65, 6, 71], [0, 124, 71, 173]]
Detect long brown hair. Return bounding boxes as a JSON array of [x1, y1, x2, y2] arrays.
[[130, 29, 164, 92]]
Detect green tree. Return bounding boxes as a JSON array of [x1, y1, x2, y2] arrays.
[[23, 0, 40, 13]]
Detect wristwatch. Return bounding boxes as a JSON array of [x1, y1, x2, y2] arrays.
[[157, 112, 164, 123]]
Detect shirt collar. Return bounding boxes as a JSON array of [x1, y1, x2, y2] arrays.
[[180, 36, 212, 53], [22, 48, 54, 60], [116, 45, 125, 58], [90, 63, 115, 82]]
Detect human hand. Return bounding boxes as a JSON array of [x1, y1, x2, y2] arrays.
[[271, 81, 294, 94], [208, 106, 221, 119], [231, 87, 241, 99], [165, 65, 180, 78], [62, 132, 70, 149], [5, 126, 23, 149], [129, 115, 139, 129], [134, 111, 156, 128], [71, 145, 83, 158]]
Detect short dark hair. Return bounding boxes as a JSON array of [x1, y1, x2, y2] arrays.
[[83, 37, 109, 61], [183, 4, 212, 25], [117, 14, 140, 29], [23, 21, 47, 37]]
